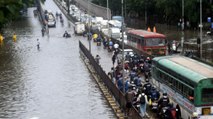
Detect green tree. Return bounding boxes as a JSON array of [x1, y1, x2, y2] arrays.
[[92, 0, 213, 28], [0, 0, 34, 28]]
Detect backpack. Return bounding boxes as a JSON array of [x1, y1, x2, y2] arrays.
[[162, 98, 169, 106], [140, 95, 146, 104]]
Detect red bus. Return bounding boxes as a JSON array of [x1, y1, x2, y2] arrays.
[[127, 29, 167, 56]]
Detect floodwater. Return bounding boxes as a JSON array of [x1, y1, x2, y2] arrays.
[[0, 1, 115, 119]]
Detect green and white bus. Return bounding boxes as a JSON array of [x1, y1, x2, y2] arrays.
[[151, 55, 213, 119]]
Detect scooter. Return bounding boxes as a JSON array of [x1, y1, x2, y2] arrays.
[[63, 33, 71, 38]]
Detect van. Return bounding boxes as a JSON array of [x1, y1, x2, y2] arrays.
[[74, 22, 85, 35], [112, 16, 123, 23], [109, 27, 120, 39]]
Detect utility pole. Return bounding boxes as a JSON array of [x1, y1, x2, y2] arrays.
[[121, 0, 125, 93], [181, 0, 185, 54], [107, 0, 109, 20], [87, 0, 91, 53], [200, 0, 203, 59], [107, 0, 110, 37], [145, 0, 147, 29], [67, 0, 70, 14]]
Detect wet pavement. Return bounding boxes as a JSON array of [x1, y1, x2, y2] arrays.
[[0, 1, 116, 119]]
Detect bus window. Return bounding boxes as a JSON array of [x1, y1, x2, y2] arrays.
[[168, 77, 173, 86], [188, 89, 194, 102], [175, 80, 178, 90], [140, 38, 145, 46], [202, 88, 213, 103], [183, 85, 188, 97], [132, 37, 137, 43], [146, 38, 165, 46], [178, 83, 183, 93]]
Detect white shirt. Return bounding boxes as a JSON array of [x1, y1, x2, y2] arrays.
[[114, 43, 119, 49]]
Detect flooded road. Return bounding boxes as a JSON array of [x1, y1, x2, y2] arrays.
[[0, 1, 115, 119]]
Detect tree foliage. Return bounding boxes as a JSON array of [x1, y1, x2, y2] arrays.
[[0, 0, 34, 28], [92, 0, 213, 28]]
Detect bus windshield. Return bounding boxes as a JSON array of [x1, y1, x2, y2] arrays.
[[146, 38, 165, 46]]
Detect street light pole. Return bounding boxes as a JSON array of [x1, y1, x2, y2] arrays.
[[182, 0, 184, 20], [107, 0, 109, 20], [67, 0, 70, 14], [121, 0, 125, 93], [87, 0, 91, 53], [181, 0, 185, 54], [107, 0, 110, 37], [145, 0, 147, 29], [200, 0, 203, 59]]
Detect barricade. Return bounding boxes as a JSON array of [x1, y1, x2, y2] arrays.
[[79, 41, 142, 119]]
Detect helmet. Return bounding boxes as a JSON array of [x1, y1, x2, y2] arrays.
[[163, 92, 167, 96], [152, 86, 156, 90], [192, 112, 198, 117], [147, 57, 150, 60]]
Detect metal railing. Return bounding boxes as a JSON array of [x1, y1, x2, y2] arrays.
[[79, 41, 142, 119]]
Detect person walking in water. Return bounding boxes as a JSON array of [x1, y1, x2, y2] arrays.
[[95, 55, 101, 64], [13, 33, 17, 42], [37, 39, 40, 50], [0, 33, 4, 44]]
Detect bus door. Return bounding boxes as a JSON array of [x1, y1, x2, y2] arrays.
[[144, 38, 152, 55], [138, 37, 145, 52]]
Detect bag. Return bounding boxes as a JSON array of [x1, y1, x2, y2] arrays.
[[148, 98, 152, 105], [140, 95, 146, 104]]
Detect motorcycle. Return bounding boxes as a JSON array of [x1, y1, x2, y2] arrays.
[[159, 106, 176, 119], [150, 97, 159, 112], [63, 33, 71, 38]]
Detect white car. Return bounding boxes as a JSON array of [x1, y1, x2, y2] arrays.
[[47, 13, 56, 27]]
